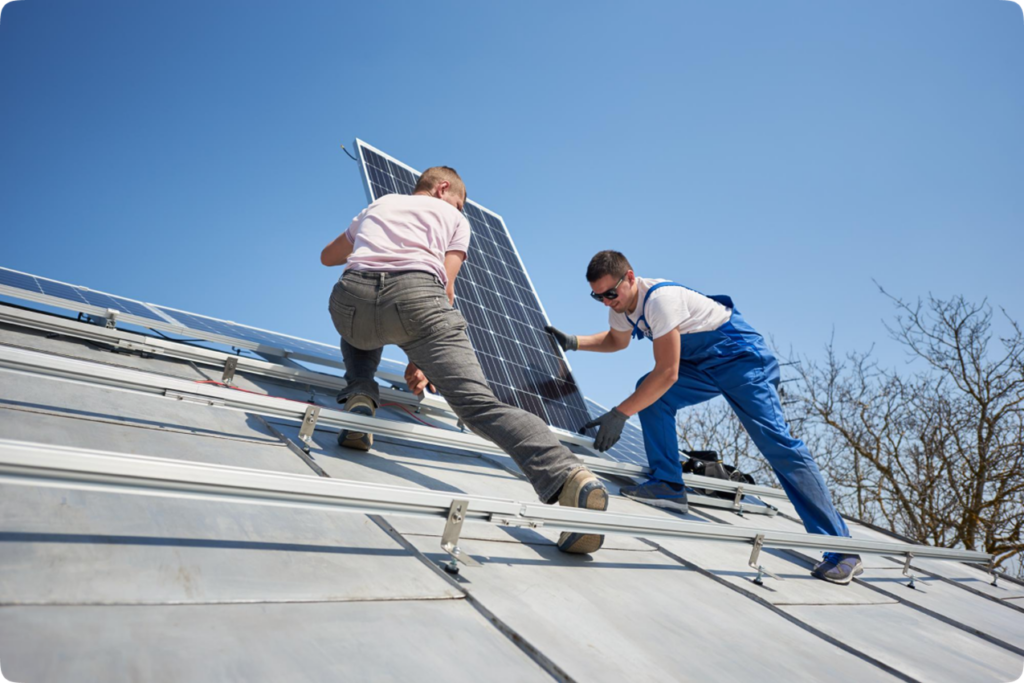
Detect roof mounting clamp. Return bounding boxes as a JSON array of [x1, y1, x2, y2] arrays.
[[902, 553, 916, 589], [748, 534, 783, 586], [441, 499, 481, 574], [164, 390, 226, 407], [733, 486, 745, 515], [297, 405, 321, 453], [221, 357, 238, 385], [115, 339, 160, 356], [104, 309, 119, 329], [989, 559, 999, 587], [490, 514, 544, 530]]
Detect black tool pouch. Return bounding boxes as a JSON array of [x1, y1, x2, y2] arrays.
[[681, 450, 755, 499]]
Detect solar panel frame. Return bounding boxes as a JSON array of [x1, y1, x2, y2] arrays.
[[352, 139, 595, 435]]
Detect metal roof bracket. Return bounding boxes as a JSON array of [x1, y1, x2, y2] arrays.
[[297, 405, 321, 453], [989, 558, 999, 587], [902, 552, 916, 589], [749, 534, 783, 586], [221, 357, 238, 385], [733, 485, 745, 516], [441, 499, 481, 574]]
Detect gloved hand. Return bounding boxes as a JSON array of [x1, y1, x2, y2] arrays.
[[544, 325, 578, 352], [582, 407, 628, 452]]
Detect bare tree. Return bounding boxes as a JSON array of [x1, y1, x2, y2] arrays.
[[673, 290, 1024, 573], [795, 291, 1024, 571]]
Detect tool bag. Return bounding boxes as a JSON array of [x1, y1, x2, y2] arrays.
[[681, 450, 755, 499]]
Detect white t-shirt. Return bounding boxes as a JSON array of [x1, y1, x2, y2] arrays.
[[609, 278, 732, 341], [344, 193, 472, 285]]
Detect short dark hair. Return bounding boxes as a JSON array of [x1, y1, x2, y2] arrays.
[[586, 250, 632, 283]]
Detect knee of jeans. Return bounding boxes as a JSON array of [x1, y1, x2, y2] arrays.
[[635, 372, 650, 391]]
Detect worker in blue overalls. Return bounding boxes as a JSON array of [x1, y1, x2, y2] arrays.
[[545, 250, 862, 584]]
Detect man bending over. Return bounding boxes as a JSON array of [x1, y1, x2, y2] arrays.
[[320, 167, 609, 554], [545, 250, 861, 582]]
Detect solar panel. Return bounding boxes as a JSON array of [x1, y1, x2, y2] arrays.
[[584, 398, 649, 465], [0, 266, 409, 381], [353, 139, 594, 435]]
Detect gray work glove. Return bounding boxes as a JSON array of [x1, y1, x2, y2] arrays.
[[544, 325, 578, 352], [582, 407, 628, 452]]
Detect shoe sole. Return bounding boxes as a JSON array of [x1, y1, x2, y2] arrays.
[[339, 430, 372, 451], [621, 491, 689, 514], [812, 565, 864, 585], [338, 402, 374, 452], [557, 480, 609, 554]]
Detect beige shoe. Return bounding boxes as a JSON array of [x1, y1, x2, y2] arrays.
[[556, 468, 609, 554], [338, 394, 375, 451]]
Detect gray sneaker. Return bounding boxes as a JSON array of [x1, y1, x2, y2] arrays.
[[619, 478, 689, 513], [811, 553, 864, 584], [338, 394, 376, 451]]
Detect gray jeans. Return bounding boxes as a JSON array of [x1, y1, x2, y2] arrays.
[[328, 269, 582, 504]]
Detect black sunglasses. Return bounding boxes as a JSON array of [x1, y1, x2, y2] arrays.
[[589, 273, 627, 302]]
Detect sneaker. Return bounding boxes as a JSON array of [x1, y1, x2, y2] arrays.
[[338, 394, 376, 451], [811, 553, 864, 585], [620, 478, 689, 513], [556, 468, 609, 554]]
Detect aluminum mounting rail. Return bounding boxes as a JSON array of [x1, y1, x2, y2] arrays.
[[0, 331, 787, 505], [0, 344, 777, 516], [0, 439, 993, 567], [0, 317, 790, 505]]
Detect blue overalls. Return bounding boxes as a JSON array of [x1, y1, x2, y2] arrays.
[[630, 283, 850, 539]]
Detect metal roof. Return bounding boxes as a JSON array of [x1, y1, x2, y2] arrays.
[[0, 304, 1021, 683]]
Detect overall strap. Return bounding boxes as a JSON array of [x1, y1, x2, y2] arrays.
[[625, 282, 686, 341]]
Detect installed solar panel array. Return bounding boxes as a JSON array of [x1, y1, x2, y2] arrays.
[[356, 140, 593, 435], [0, 266, 417, 379]]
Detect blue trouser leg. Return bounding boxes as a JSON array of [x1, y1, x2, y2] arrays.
[[709, 347, 850, 538], [637, 364, 720, 485]]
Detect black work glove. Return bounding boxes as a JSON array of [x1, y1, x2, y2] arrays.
[[544, 325, 578, 352], [582, 407, 628, 452]]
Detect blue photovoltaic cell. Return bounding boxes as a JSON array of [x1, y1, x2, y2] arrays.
[[584, 398, 649, 466], [106, 295, 165, 321], [0, 268, 43, 294], [36, 279, 89, 305], [355, 142, 594, 434], [3, 268, 159, 321]]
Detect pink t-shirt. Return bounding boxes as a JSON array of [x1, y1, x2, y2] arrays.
[[344, 194, 471, 285]]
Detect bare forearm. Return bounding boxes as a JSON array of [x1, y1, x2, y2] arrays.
[[618, 366, 677, 416], [578, 331, 624, 352]]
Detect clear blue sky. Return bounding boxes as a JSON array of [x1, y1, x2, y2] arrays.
[[2, 0, 1022, 411]]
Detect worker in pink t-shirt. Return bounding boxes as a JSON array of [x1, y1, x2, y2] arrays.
[[320, 166, 609, 555]]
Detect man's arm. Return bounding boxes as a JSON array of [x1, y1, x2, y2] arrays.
[[544, 326, 630, 353], [578, 328, 631, 352], [618, 329, 681, 416], [321, 233, 354, 267], [444, 250, 465, 305]]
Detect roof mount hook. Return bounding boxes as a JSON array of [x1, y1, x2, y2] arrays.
[[902, 553, 916, 589], [748, 534, 783, 586], [440, 499, 481, 574]]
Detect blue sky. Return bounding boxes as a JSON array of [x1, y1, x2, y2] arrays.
[[1, 0, 1022, 412]]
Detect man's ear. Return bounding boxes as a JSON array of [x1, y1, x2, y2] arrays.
[[627, 270, 636, 285], [433, 180, 451, 198]]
